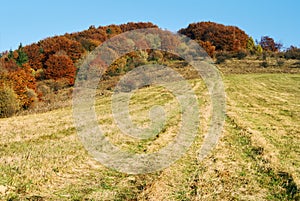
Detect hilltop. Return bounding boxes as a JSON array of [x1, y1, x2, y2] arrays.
[[1, 21, 300, 117]]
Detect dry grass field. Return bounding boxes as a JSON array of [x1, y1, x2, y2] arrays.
[[0, 59, 300, 200]]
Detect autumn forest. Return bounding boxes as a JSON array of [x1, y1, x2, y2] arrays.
[[0, 21, 299, 117]]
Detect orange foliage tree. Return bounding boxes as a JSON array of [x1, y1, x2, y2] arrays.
[[0, 58, 37, 108], [197, 40, 216, 57], [0, 22, 163, 112], [178, 21, 249, 52], [7, 67, 36, 108], [120, 22, 158, 32], [23, 43, 45, 70], [39, 36, 84, 62], [44, 54, 76, 85]]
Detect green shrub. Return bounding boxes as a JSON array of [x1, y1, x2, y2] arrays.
[[0, 86, 19, 118]]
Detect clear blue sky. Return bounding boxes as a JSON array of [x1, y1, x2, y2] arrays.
[[0, 0, 299, 52]]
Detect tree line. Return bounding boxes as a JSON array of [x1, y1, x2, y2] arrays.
[[0, 21, 299, 117]]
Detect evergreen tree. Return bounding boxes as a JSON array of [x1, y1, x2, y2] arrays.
[[8, 49, 14, 59], [16, 43, 28, 66]]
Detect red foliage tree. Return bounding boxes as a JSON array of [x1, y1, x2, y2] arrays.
[[0, 57, 19, 71], [44, 54, 76, 85], [120, 22, 158, 32], [39, 36, 84, 62], [178, 21, 249, 52], [66, 26, 108, 47], [23, 43, 45, 70]]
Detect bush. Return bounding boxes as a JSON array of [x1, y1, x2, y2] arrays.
[[25, 88, 38, 108], [0, 86, 19, 118], [277, 60, 285, 67], [284, 46, 300, 60], [276, 52, 285, 58], [37, 83, 51, 96], [260, 61, 268, 68], [262, 52, 267, 60], [215, 55, 227, 64], [235, 50, 248, 60], [291, 61, 300, 68], [215, 52, 233, 64], [148, 50, 164, 62], [44, 79, 70, 92]]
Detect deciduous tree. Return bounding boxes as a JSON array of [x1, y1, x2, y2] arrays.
[[179, 21, 249, 52], [44, 54, 76, 85], [259, 36, 282, 52]]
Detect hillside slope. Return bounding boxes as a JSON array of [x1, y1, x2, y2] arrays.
[[0, 73, 299, 200]]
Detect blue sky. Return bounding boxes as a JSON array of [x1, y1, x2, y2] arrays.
[[0, 0, 299, 52]]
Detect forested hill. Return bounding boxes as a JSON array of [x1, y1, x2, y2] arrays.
[[0, 21, 299, 117]]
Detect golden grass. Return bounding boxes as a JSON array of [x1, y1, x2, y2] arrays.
[[0, 73, 299, 200]]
